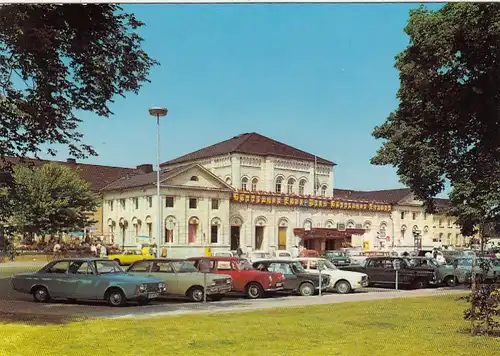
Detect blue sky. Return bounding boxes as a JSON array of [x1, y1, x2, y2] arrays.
[[41, 3, 445, 192]]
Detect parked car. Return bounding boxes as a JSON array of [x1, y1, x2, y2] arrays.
[[322, 250, 351, 267], [188, 256, 285, 299], [10, 258, 166, 306], [339, 257, 435, 289], [348, 251, 391, 266], [127, 258, 232, 302], [453, 257, 499, 282], [252, 259, 329, 296], [405, 257, 468, 286], [212, 251, 237, 258], [297, 257, 368, 294], [299, 249, 320, 258], [108, 248, 154, 266], [247, 251, 271, 263]]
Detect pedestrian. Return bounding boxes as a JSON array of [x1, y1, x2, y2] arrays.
[[53, 241, 61, 259], [432, 249, 438, 260], [236, 246, 243, 258], [90, 244, 97, 257], [291, 245, 299, 258], [99, 244, 107, 258]]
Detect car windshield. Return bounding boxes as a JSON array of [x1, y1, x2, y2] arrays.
[[171, 261, 198, 273], [322, 259, 337, 270], [291, 261, 306, 273], [94, 260, 124, 274], [237, 260, 254, 271], [326, 251, 345, 257]]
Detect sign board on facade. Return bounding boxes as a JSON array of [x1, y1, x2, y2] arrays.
[[231, 192, 392, 212], [363, 241, 370, 250], [393, 259, 401, 270]]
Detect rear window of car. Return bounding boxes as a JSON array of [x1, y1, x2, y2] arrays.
[[217, 261, 232, 270]]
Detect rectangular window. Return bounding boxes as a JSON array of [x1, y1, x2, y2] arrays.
[[211, 225, 218, 244], [165, 196, 174, 208], [148, 196, 152, 208], [211, 199, 219, 210], [120, 199, 126, 209], [412, 212, 417, 220], [108, 200, 114, 212], [400, 211, 405, 219], [189, 198, 197, 209], [147, 223, 152, 237], [423, 212, 427, 220], [133, 197, 138, 210]]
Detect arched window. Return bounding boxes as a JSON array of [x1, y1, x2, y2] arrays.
[[225, 177, 232, 185], [190, 176, 199, 181], [251, 178, 258, 191], [275, 177, 284, 193], [321, 185, 327, 197], [241, 177, 248, 191], [287, 178, 295, 194], [299, 179, 306, 195]]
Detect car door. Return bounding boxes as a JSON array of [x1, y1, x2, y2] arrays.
[[269, 262, 298, 291], [364, 259, 383, 283], [44, 261, 72, 297], [67, 261, 99, 299], [155, 261, 179, 294]]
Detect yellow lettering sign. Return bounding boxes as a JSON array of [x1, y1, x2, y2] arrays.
[[233, 193, 239, 200], [277, 197, 282, 205], [267, 197, 272, 204], [256, 195, 261, 203], [284, 197, 289, 205], [299, 199, 304, 206], [330, 200, 336, 208], [250, 195, 255, 203], [239, 195, 245, 202]]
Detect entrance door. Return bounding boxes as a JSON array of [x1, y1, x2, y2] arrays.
[[278, 227, 287, 250], [230, 226, 240, 250], [255, 226, 264, 250]]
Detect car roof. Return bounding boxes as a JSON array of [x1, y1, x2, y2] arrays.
[[50, 258, 109, 262], [252, 259, 294, 263], [133, 258, 189, 263], [188, 256, 241, 261]]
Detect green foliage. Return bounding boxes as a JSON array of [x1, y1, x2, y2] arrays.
[[463, 283, 500, 336], [0, 4, 158, 159], [371, 3, 500, 237], [11, 163, 99, 235]]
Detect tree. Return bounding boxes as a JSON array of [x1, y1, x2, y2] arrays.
[[371, 3, 500, 336], [0, 4, 158, 160], [10, 163, 99, 237], [371, 3, 500, 237]]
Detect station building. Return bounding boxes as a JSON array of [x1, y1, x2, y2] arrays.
[[100, 132, 466, 256]]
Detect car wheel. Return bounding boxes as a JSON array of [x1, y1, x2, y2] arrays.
[[107, 289, 126, 307], [245, 282, 264, 299], [188, 287, 204, 302], [335, 280, 352, 294], [299, 282, 315, 297], [412, 279, 428, 290], [32, 286, 51, 303], [444, 276, 457, 287]]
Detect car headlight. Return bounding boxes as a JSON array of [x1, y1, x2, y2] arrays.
[[158, 282, 166, 290], [226, 279, 231, 284], [211, 281, 217, 286], [268, 275, 273, 282], [139, 284, 147, 292]]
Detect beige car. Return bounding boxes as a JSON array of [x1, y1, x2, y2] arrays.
[[127, 259, 232, 302]]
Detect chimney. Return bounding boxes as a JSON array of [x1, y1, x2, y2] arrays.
[[136, 164, 153, 174], [67, 158, 76, 164]]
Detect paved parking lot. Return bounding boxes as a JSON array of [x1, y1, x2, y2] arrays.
[[0, 273, 467, 324]]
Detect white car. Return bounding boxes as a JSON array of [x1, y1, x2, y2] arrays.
[[296, 257, 369, 294], [248, 251, 271, 263], [212, 251, 236, 258]]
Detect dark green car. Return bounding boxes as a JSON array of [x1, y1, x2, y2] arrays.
[[322, 250, 350, 267]]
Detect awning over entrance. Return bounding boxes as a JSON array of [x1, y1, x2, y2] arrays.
[[293, 227, 365, 240]]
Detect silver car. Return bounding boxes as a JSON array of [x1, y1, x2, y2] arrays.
[[11, 258, 166, 307]]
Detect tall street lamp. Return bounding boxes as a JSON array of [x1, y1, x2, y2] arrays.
[[149, 107, 168, 259]]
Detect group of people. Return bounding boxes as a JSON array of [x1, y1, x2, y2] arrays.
[[90, 243, 108, 258]]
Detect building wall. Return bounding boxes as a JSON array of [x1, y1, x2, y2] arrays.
[[165, 153, 334, 197]]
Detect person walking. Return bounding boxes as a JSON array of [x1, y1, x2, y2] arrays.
[[291, 245, 299, 258], [236, 246, 243, 258], [99, 244, 107, 258]]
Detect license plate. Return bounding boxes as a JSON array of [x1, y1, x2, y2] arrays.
[[276, 282, 283, 287], [148, 292, 159, 299], [338, 260, 345, 263]]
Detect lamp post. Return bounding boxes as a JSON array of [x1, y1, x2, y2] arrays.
[[149, 107, 168, 259]]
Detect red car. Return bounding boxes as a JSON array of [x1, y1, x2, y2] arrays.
[[188, 256, 285, 299]]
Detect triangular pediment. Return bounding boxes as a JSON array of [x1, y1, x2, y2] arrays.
[[160, 164, 233, 191]]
